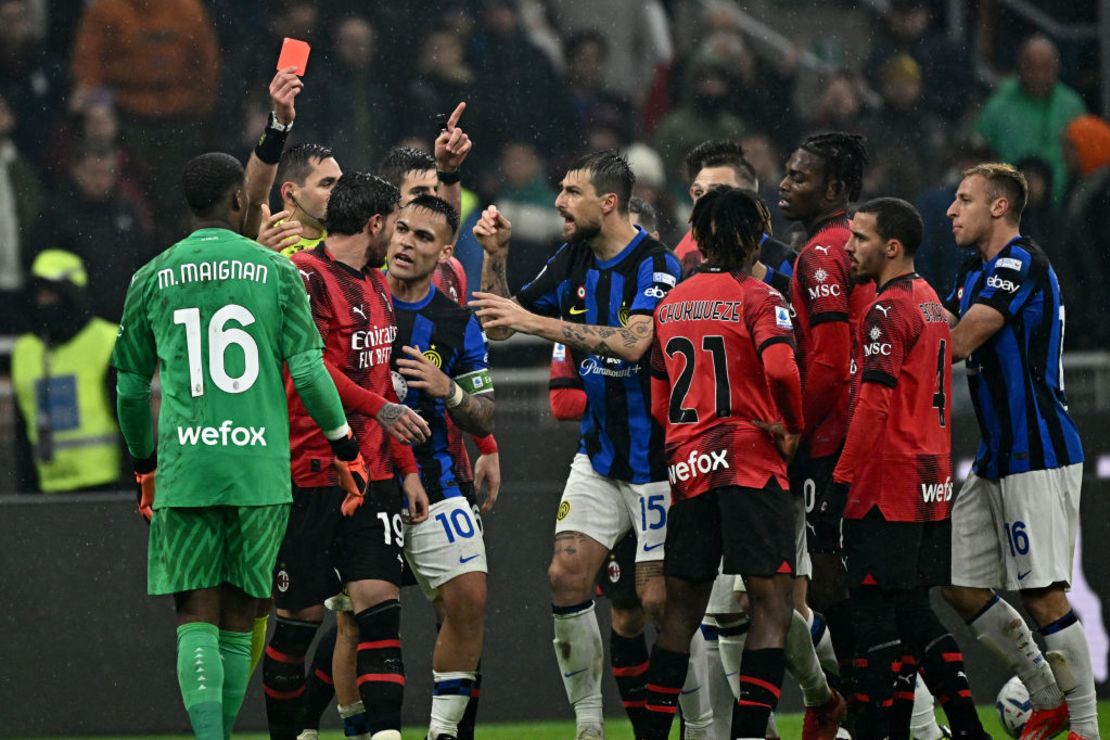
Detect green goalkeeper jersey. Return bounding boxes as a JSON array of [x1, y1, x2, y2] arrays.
[[112, 227, 324, 507]]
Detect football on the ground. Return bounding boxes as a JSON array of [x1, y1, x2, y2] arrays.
[[995, 675, 1032, 738]]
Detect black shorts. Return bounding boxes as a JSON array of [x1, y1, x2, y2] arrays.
[[843, 515, 952, 589], [664, 482, 796, 581], [273, 480, 405, 611], [594, 531, 638, 607], [790, 448, 845, 553], [401, 482, 478, 588]]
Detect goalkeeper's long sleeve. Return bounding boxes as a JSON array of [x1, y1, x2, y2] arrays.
[[287, 348, 349, 440], [116, 369, 155, 459]]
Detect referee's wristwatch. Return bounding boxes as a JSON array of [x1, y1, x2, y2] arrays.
[[269, 112, 294, 132]]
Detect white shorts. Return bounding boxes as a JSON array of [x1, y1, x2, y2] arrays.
[[950, 464, 1081, 592], [793, 491, 813, 579], [706, 570, 743, 615], [405, 497, 487, 601], [555, 454, 669, 563]]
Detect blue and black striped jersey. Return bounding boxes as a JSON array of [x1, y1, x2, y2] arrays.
[[945, 236, 1084, 479], [517, 227, 681, 483], [391, 286, 492, 504]]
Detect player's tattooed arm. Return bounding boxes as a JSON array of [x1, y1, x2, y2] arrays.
[[396, 346, 495, 436], [375, 402, 429, 444], [445, 381, 496, 437], [558, 314, 654, 362]]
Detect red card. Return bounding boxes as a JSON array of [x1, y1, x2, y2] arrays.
[[277, 37, 311, 76]]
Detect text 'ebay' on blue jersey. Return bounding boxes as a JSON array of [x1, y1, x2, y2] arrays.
[[945, 236, 1083, 479], [517, 227, 681, 483]]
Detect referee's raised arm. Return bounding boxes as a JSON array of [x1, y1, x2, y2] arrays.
[[242, 69, 301, 240]]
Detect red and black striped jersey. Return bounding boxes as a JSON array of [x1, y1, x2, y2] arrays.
[[286, 244, 403, 484]]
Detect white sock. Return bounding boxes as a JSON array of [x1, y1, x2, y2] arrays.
[[429, 670, 477, 738], [806, 610, 840, 676], [969, 596, 1064, 710], [701, 622, 736, 740], [553, 601, 604, 727], [786, 610, 832, 707], [338, 701, 366, 719], [716, 616, 749, 699], [1042, 614, 1100, 738], [679, 627, 713, 729], [909, 675, 943, 740]]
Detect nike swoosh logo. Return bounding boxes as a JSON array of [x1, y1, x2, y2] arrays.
[[642, 543, 664, 552], [681, 685, 701, 694], [1017, 569, 1032, 580], [459, 554, 481, 564], [724, 671, 739, 677], [569, 307, 587, 315], [563, 668, 588, 678]]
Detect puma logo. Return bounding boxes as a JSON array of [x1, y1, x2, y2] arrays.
[[814, 245, 830, 255], [352, 305, 367, 320], [874, 304, 891, 317]]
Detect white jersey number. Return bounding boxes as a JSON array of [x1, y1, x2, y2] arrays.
[[173, 304, 260, 398]]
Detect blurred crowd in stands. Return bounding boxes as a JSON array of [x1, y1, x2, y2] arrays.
[[1, 0, 1108, 491]]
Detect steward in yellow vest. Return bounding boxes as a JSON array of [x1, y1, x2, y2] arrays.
[[12, 250, 123, 492]]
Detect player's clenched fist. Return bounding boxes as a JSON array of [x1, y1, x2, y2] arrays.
[[329, 430, 370, 516], [375, 401, 429, 444], [472, 205, 512, 254]]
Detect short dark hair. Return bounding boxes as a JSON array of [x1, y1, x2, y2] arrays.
[[378, 147, 436, 189], [963, 162, 1029, 223], [324, 172, 400, 236], [628, 196, 658, 234], [566, 150, 635, 213], [684, 139, 756, 187], [690, 187, 770, 270], [182, 152, 244, 216], [277, 143, 334, 186], [405, 194, 459, 238], [854, 197, 923, 256], [800, 131, 870, 202]]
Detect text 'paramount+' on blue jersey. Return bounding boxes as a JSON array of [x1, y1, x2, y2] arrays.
[[945, 235, 1083, 479], [516, 227, 681, 483], [391, 285, 492, 505]]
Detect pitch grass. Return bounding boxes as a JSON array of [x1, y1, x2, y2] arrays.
[[36, 701, 1110, 739]]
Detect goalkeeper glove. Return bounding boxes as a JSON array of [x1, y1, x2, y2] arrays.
[[133, 454, 157, 521], [329, 431, 369, 517]]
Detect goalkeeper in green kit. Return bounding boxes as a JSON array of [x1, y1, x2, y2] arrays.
[[111, 152, 369, 739]]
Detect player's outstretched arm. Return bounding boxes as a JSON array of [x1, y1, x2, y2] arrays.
[[469, 294, 655, 362], [286, 348, 352, 439], [949, 304, 1005, 361], [243, 69, 302, 239]]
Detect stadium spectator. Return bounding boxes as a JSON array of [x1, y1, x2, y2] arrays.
[[975, 35, 1086, 204], [70, 0, 220, 236], [0, 0, 66, 170], [652, 54, 745, 186], [0, 92, 41, 334], [493, 140, 562, 292], [808, 72, 867, 134], [313, 14, 394, 172], [914, 140, 993, 297], [33, 142, 150, 322], [861, 54, 944, 201], [863, 0, 972, 123], [564, 31, 639, 146], [1014, 156, 1060, 248], [12, 249, 123, 494], [467, 0, 575, 173], [1060, 114, 1110, 350], [407, 26, 477, 135]]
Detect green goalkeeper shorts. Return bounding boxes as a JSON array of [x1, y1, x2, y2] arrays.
[[148, 504, 290, 598]]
